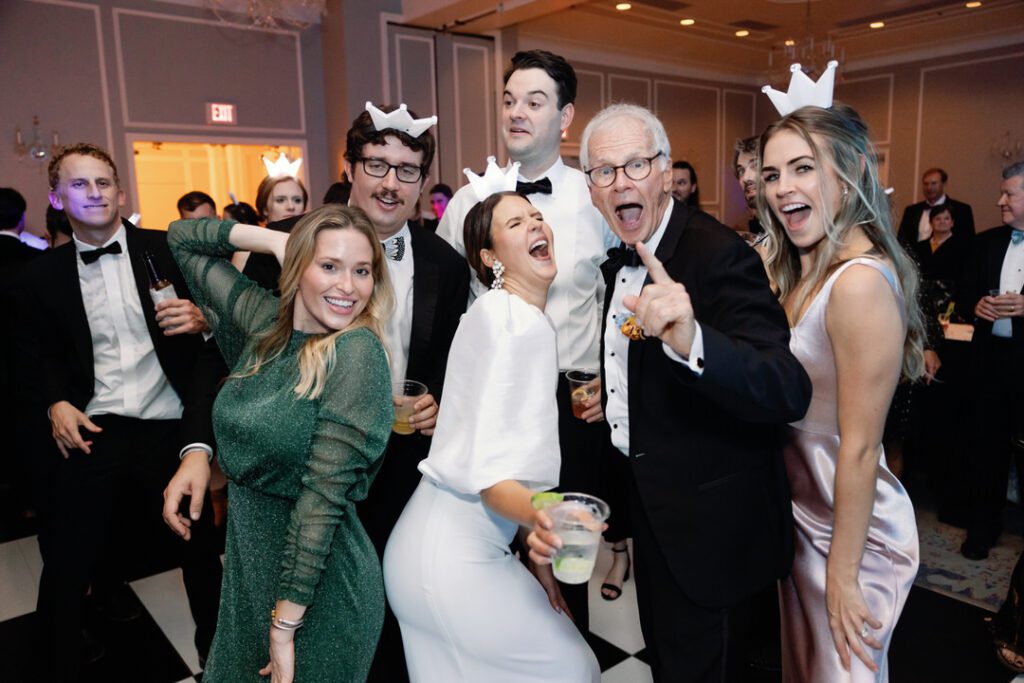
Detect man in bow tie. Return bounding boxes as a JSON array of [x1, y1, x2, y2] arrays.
[[341, 105, 469, 682], [11, 143, 224, 680], [530, 104, 811, 682], [958, 161, 1024, 561], [437, 49, 616, 630]]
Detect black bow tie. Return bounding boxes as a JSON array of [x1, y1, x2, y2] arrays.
[[382, 235, 406, 261], [604, 244, 642, 272], [80, 241, 123, 264], [516, 177, 552, 196]]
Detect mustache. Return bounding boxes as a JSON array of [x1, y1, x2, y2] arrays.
[[372, 190, 404, 204]]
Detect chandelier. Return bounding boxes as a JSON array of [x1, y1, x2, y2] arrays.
[[204, 0, 326, 30], [766, 0, 845, 85]]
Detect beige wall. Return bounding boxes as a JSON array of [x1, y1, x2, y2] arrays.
[[837, 45, 1024, 233]]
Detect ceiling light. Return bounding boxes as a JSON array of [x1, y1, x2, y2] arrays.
[[615, 2, 631, 9], [965, 1, 982, 6], [869, 21, 885, 28], [735, 29, 750, 37], [679, 18, 695, 26], [784, 39, 795, 46]]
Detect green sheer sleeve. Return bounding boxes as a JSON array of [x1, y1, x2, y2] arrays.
[[276, 328, 394, 606], [167, 218, 278, 370]]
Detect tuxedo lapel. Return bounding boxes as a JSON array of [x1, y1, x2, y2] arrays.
[[125, 229, 166, 353], [407, 230, 438, 379], [988, 227, 1011, 292], [57, 245, 93, 376]]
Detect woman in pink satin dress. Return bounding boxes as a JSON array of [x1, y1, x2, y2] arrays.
[[757, 103, 925, 682]]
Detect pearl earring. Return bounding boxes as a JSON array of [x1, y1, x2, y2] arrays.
[[490, 259, 505, 290]]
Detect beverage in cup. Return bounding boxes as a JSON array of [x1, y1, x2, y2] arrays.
[[392, 380, 428, 435], [548, 493, 610, 584], [566, 369, 599, 420]]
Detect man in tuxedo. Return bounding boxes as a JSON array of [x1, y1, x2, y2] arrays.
[[957, 161, 1024, 561], [13, 143, 224, 680], [898, 167, 975, 246], [437, 49, 614, 628], [732, 136, 764, 234], [532, 104, 811, 682], [337, 105, 469, 682], [0, 187, 39, 268]]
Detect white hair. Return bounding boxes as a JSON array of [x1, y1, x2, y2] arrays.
[[579, 103, 672, 172]]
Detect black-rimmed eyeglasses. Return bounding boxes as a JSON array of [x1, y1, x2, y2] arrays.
[[357, 157, 425, 184], [585, 152, 664, 188]]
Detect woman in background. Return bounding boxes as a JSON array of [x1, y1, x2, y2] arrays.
[[233, 175, 309, 285]]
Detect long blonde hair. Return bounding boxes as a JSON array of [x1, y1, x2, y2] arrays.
[[238, 204, 394, 399], [757, 103, 924, 381]]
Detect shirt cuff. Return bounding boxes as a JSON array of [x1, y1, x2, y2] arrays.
[[179, 443, 213, 462], [661, 322, 704, 376]]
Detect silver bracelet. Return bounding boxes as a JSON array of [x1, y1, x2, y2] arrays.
[[271, 608, 304, 631]]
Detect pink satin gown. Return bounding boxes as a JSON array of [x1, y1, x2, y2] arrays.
[[780, 258, 919, 682]]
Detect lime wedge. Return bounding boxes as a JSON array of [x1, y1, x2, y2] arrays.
[[531, 492, 564, 510]]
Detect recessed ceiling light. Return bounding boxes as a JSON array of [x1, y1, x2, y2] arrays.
[[784, 39, 795, 46], [965, 1, 982, 7], [615, 2, 631, 10], [869, 21, 885, 29], [679, 18, 695, 26], [735, 29, 750, 37]]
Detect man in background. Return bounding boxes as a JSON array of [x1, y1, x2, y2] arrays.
[[177, 190, 217, 219], [898, 167, 974, 246]]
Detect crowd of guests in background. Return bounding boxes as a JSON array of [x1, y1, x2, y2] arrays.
[[3, 46, 1024, 683]]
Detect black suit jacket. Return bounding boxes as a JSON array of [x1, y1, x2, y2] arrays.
[[13, 225, 224, 450], [601, 201, 811, 608], [898, 197, 975, 247], [0, 234, 40, 272], [959, 224, 1024, 351]]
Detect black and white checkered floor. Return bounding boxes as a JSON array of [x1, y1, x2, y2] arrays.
[[0, 534, 651, 682]]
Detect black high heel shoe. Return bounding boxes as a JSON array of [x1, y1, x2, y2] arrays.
[[601, 546, 631, 601]]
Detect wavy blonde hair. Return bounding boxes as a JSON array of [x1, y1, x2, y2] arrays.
[[238, 204, 394, 399], [757, 103, 924, 382]]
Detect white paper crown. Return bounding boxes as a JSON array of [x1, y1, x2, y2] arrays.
[[761, 61, 839, 117], [365, 101, 437, 138], [463, 156, 520, 203], [262, 152, 303, 179]]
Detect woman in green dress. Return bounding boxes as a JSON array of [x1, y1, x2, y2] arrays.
[[162, 204, 394, 682]]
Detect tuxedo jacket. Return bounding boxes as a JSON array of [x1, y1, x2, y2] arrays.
[[13, 225, 224, 450], [959, 225, 1024, 352], [601, 201, 811, 609], [0, 235, 40, 271], [898, 197, 975, 247]]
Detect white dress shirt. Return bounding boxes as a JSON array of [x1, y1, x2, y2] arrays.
[[74, 227, 183, 421], [437, 157, 613, 371], [382, 222, 414, 381], [603, 202, 704, 455], [993, 232, 1024, 338]]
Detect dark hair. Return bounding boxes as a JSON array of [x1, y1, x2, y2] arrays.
[[504, 50, 577, 110], [46, 205, 73, 241], [671, 161, 701, 207], [255, 175, 309, 222], [177, 191, 216, 215], [223, 202, 259, 224], [322, 181, 352, 205], [48, 143, 119, 191], [464, 191, 526, 288], [0, 188, 27, 230], [343, 105, 436, 173], [732, 136, 759, 176], [429, 183, 453, 199], [922, 167, 948, 183], [928, 203, 953, 222]]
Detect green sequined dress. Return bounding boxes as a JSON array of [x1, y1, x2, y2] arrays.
[[169, 218, 393, 682]]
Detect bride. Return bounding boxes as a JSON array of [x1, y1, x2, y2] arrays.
[[383, 189, 600, 681]]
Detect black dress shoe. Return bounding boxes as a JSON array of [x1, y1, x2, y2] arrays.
[[92, 582, 143, 622], [961, 540, 990, 561]]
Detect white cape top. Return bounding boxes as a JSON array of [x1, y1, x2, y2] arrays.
[[418, 289, 561, 495]]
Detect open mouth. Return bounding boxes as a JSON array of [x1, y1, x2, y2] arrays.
[[374, 193, 402, 209], [508, 127, 530, 136], [615, 203, 644, 231], [324, 296, 355, 312], [780, 202, 811, 229], [528, 238, 550, 260]]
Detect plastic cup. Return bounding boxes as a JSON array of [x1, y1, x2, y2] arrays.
[[548, 493, 610, 584], [392, 380, 427, 435], [566, 369, 599, 420]]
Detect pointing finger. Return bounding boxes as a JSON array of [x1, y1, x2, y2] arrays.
[[635, 241, 672, 285]]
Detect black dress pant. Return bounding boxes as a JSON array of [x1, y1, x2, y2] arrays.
[[33, 415, 222, 682], [628, 468, 756, 683], [967, 338, 1024, 547]]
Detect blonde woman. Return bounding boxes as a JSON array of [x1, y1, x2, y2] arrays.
[[758, 103, 923, 682], [163, 205, 394, 682]]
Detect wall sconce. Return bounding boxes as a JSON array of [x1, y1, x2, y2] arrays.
[[15, 115, 60, 167], [992, 130, 1023, 165]]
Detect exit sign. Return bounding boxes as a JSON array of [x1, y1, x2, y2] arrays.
[[206, 103, 237, 125]]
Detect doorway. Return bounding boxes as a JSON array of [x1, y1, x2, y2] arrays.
[[129, 139, 305, 231]]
